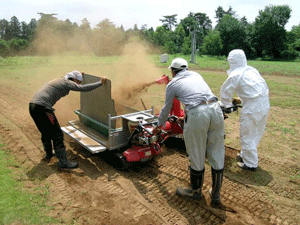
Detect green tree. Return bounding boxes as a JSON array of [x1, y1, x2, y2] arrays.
[[217, 15, 250, 56], [0, 39, 9, 57], [215, 6, 236, 24], [159, 14, 178, 30], [0, 19, 9, 40], [173, 24, 186, 53], [28, 19, 37, 40], [252, 4, 292, 58], [152, 26, 168, 46], [200, 30, 223, 55], [283, 23, 300, 59], [179, 13, 198, 37], [37, 13, 58, 30], [287, 23, 300, 44], [140, 26, 155, 44], [292, 39, 300, 52], [9, 38, 29, 55], [291, 23, 300, 38], [20, 21, 29, 39], [280, 43, 299, 60], [182, 36, 191, 55], [10, 16, 21, 39], [162, 40, 175, 54], [179, 12, 212, 52], [194, 12, 212, 36]]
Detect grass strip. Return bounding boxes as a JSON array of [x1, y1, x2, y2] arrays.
[[0, 144, 57, 224]]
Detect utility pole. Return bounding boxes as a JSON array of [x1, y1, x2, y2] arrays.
[[190, 30, 196, 64]]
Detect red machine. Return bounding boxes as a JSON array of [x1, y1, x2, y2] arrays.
[[63, 74, 186, 170], [115, 75, 185, 169], [155, 75, 184, 138]]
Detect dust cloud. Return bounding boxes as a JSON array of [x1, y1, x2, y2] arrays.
[[29, 22, 123, 56], [28, 25, 168, 124], [112, 41, 167, 113]]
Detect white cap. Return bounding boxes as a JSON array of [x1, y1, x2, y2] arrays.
[[65, 70, 83, 81], [168, 58, 188, 70]]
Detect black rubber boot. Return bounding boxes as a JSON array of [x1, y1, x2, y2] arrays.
[[176, 167, 205, 200], [42, 141, 54, 161], [209, 167, 224, 204], [55, 149, 78, 169]]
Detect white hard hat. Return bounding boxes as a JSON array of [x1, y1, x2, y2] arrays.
[[168, 58, 188, 70], [65, 70, 83, 81]]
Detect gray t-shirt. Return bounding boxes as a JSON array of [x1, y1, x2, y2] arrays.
[[158, 69, 217, 127], [30, 78, 102, 110]]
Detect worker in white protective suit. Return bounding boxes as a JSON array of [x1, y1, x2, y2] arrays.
[[220, 49, 270, 171]]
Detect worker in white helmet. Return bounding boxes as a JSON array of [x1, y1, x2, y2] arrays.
[[153, 58, 225, 205], [220, 49, 270, 171], [29, 70, 107, 169]]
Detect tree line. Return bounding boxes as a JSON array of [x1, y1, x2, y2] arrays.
[[141, 5, 300, 60], [1, 5, 300, 60]]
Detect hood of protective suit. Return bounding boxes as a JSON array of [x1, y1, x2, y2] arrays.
[[227, 49, 247, 75]]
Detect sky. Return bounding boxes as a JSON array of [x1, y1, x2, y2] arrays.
[[1, 0, 299, 31]]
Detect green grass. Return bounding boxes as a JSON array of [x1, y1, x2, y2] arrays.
[[269, 122, 296, 135], [0, 56, 49, 68], [0, 144, 57, 224], [0, 53, 121, 68], [1, 53, 299, 108], [3, 53, 300, 78], [152, 54, 300, 77]]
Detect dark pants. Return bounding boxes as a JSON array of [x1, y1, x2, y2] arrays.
[[29, 103, 65, 151]]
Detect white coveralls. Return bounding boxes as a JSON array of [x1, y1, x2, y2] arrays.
[[220, 49, 270, 168]]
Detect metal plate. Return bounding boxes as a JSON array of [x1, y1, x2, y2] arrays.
[[80, 74, 117, 128], [62, 126, 107, 154], [122, 112, 154, 122]]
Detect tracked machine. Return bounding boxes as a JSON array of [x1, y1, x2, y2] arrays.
[[62, 74, 181, 170], [62, 74, 241, 170]]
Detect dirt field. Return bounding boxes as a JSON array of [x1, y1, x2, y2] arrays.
[[0, 54, 299, 224]]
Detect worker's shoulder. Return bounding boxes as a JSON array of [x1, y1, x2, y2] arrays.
[[49, 77, 71, 88], [189, 70, 200, 75], [48, 77, 65, 83]]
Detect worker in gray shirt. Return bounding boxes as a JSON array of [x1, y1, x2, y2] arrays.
[[29, 70, 106, 169], [153, 58, 225, 205]]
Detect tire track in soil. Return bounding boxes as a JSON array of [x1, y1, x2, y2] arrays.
[[225, 146, 300, 224], [0, 94, 168, 224], [117, 151, 272, 225]]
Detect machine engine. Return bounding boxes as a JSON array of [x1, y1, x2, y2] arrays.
[[122, 120, 165, 163], [129, 122, 163, 146]]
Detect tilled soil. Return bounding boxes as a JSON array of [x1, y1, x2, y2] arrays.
[[0, 83, 299, 225]]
